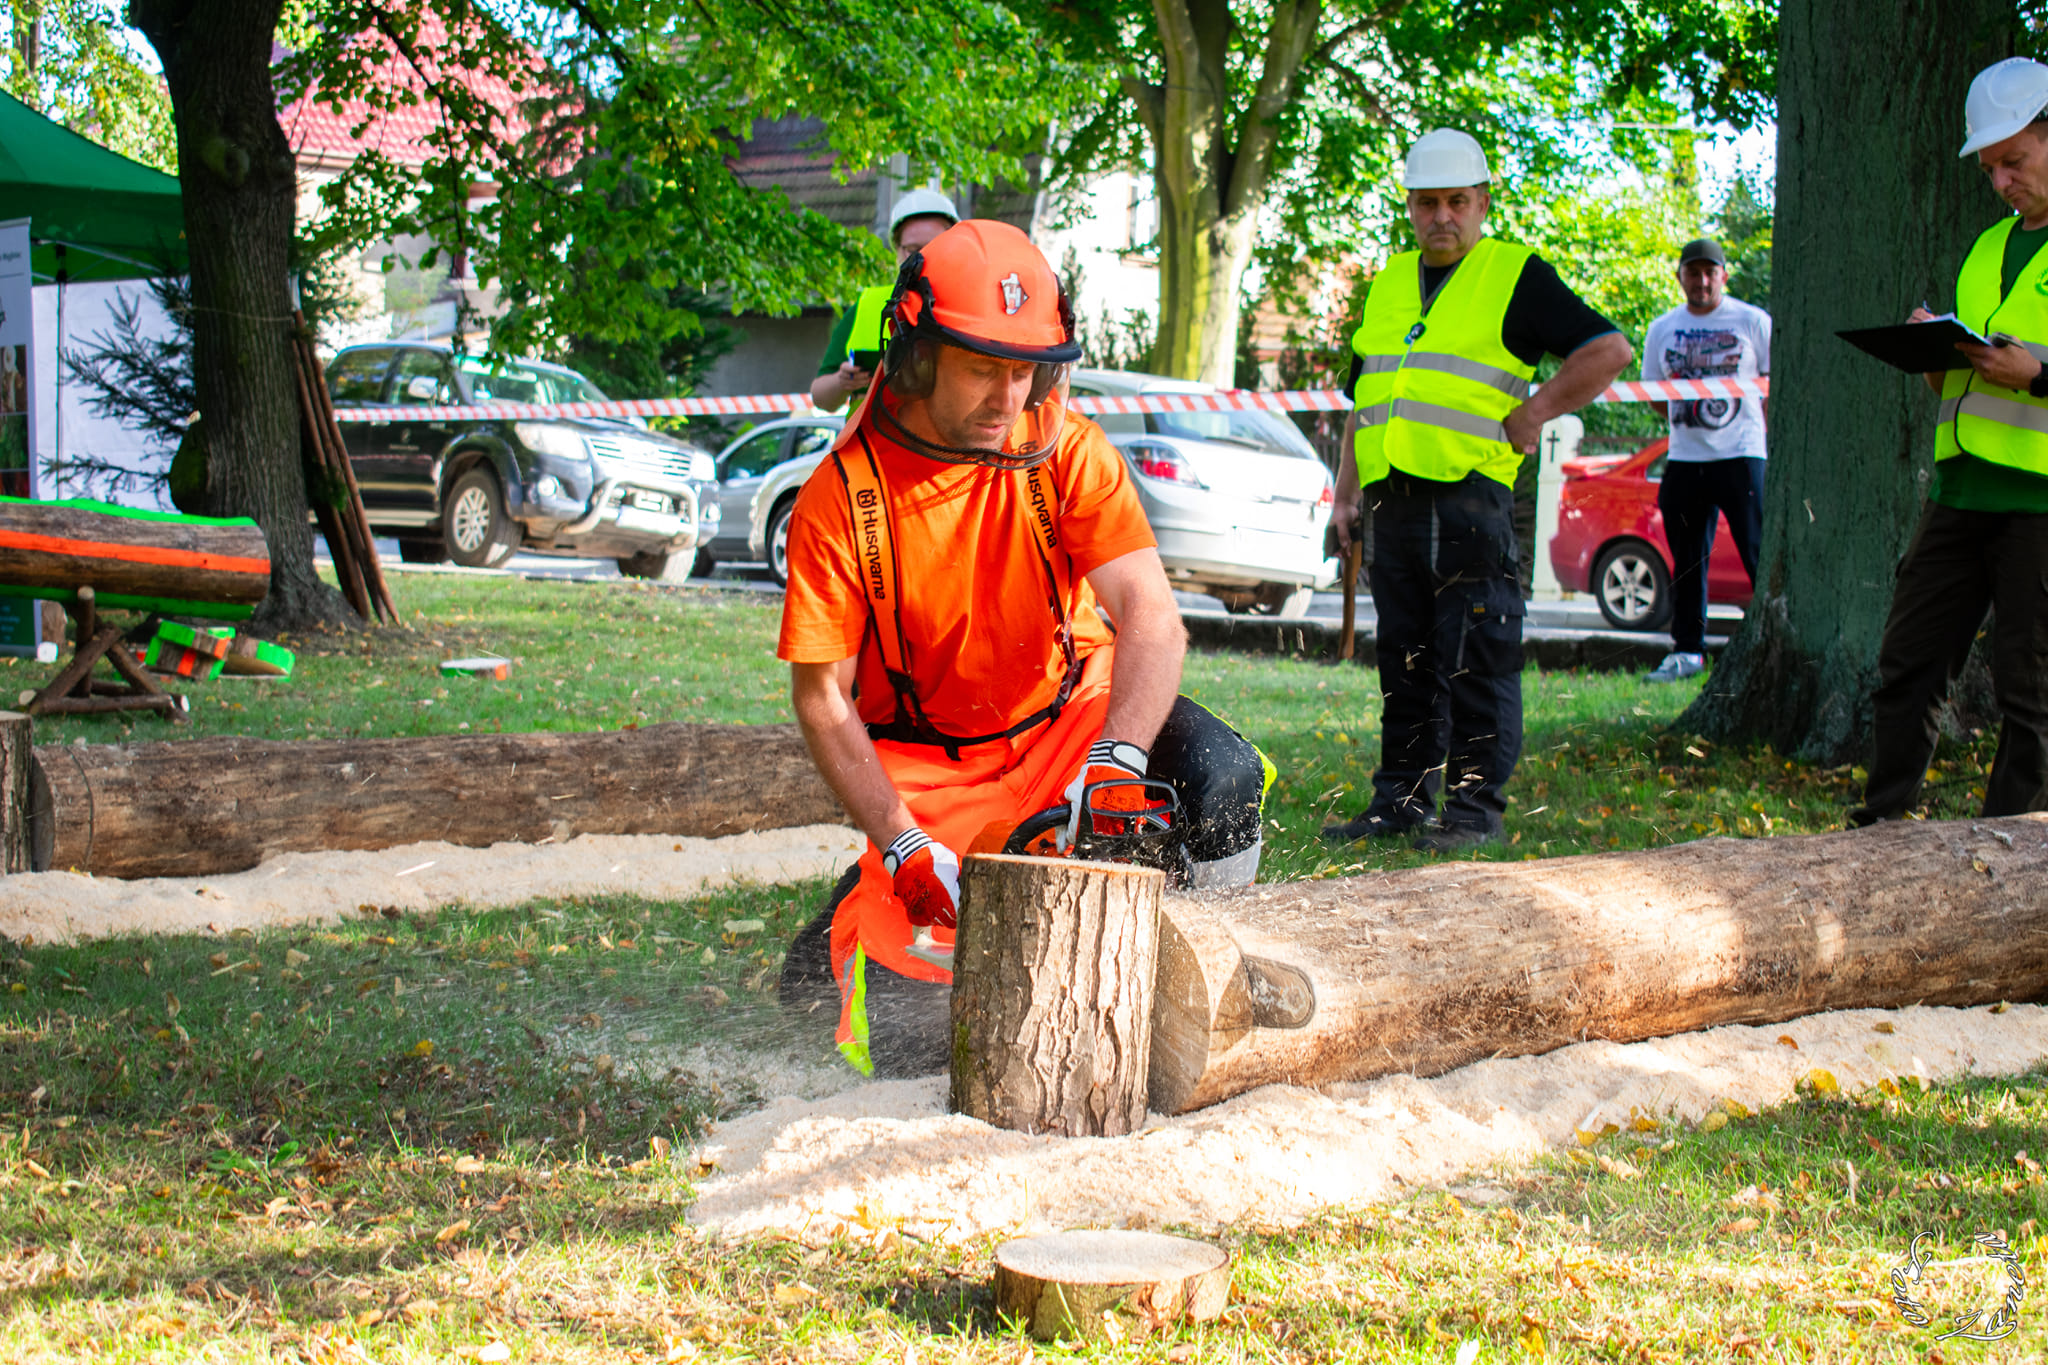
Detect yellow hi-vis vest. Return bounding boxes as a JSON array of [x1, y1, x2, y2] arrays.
[[1936, 219, 2048, 478], [848, 284, 893, 356], [1350, 237, 1536, 488]]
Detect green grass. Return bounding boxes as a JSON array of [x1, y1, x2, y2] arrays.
[[7, 569, 1999, 882], [3, 898, 2044, 1363], [2, 568, 2027, 1360]]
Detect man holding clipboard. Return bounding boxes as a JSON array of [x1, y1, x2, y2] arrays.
[[1848, 57, 2048, 826]]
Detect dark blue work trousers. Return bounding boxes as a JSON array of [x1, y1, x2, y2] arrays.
[[1656, 456, 1765, 655], [1363, 471, 1525, 834]]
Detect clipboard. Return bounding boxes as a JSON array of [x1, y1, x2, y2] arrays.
[[1837, 316, 1995, 372]]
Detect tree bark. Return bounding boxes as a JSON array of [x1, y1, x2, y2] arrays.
[[1149, 814, 2048, 1115], [950, 854, 1164, 1137], [27, 722, 845, 877], [1135, 1, 1320, 386], [1682, 0, 2017, 762], [0, 499, 269, 612], [129, 0, 355, 634], [994, 1230, 1230, 1341], [0, 712, 29, 874]]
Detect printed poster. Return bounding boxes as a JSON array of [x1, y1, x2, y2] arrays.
[[0, 217, 41, 656]]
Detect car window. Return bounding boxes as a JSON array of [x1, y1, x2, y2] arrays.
[[327, 349, 396, 404], [719, 429, 787, 481], [456, 359, 610, 406], [1647, 455, 1667, 480], [1143, 405, 1316, 457], [391, 351, 457, 406], [1069, 384, 1143, 436], [790, 425, 837, 460]]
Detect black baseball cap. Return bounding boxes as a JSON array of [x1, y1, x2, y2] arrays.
[[1678, 238, 1727, 267]]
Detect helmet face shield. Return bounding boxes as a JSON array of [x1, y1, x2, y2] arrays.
[[875, 354, 1071, 470]]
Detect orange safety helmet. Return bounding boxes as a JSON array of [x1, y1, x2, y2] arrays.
[[876, 220, 1082, 469]]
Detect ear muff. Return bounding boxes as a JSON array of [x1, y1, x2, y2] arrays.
[[882, 253, 938, 398]]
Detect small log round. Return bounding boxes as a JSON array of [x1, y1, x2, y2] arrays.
[[0, 711, 28, 873], [949, 853, 1164, 1137], [994, 1230, 1230, 1341]]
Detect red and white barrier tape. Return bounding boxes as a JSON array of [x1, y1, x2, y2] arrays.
[[328, 376, 1767, 424]]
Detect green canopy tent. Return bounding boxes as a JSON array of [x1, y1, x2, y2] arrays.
[[0, 88, 186, 284]]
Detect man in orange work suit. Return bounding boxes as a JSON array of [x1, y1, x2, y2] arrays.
[[776, 220, 1271, 1077]]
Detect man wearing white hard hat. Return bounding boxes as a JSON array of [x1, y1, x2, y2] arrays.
[[1851, 58, 2048, 825], [809, 188, 960, 411], [1324, 128, 1632, 852]]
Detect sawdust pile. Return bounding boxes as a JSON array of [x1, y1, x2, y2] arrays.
[[686, 1004, 2048, 1244], [5, 832, 2043, 1248], [0, 825, 864, 944]]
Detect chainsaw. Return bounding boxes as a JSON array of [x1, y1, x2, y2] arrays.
[[902, 777, 1184, 972]]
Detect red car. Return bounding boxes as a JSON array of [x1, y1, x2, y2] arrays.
[[1549, 438, 1755, 631]]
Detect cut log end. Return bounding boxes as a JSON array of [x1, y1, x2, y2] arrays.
[[994, 1230, 1230, 1341]]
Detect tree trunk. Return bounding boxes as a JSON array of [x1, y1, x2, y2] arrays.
[[1136, 1, 1319, 386], [1149, 814, 2048, 1115], [994, 1231, 1230, 1341], [27, 722, 845, 877], [0, 499, 270, 613], [0, 712, 29, 873], [1682, 0, 2016, 762], [129, 0, 354, 634], [950, 854, 1164, 1137]]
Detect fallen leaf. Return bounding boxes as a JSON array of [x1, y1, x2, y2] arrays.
[[1777, 1035, 1799, 1049], [1872, 1021, 1895, 1034], [409, 1040, 434, 1058], [285, 949, 310, 967], [722, 919, 765, 936], [1699, 1111, 1729, 1133], [1595, 1154, 1640, 1180], [1720, 1217, 1761, 1235], [772, 1282, 818, 1307], [1802, 1069, 1841, 1096], [435, 1219, 471, 1244]]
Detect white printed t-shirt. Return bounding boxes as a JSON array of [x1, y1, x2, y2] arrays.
[[1640, 296, 1772, 463]]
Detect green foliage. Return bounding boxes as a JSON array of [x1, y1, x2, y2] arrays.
[[2, 0, 175, 170], [282, 0, 1076, 361], [1716, 174, 1773, 311]]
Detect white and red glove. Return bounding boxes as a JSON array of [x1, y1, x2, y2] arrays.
[[1062, 739, 1157, 851], [882, 827, 962, 929]]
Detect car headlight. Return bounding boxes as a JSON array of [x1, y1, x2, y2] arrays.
[[512, 422, 589, 462], [700, 499, 721, 523]]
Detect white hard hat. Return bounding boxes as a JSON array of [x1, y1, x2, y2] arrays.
[[888, 188, 960, 243], [1960, 58, 2048, 157], [1403, 129, 1491, 190]]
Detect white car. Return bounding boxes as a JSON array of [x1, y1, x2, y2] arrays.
[[696, 371, 1335, 612], [1069, 368, 1336, 615]]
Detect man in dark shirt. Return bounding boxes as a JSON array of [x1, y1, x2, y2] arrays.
[[1325, 129, 1631, 852]]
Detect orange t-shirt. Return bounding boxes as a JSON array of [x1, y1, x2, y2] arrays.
[[777, 396, 1156, 738]]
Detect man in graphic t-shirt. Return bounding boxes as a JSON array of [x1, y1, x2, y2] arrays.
[[1639, 238, 1771, 682]]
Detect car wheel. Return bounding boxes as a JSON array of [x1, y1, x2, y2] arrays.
[[397, 538, 446, 564], [443, 468, 517, 568], [1592, 541, 1672, 631], [767, 497, 797, 588], [1253, 583, 1315, 618], [691, 547, 717, 579], [616, 550, 671, 579]]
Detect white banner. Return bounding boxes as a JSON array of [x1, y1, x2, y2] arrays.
[[0, 217, 41, 656]]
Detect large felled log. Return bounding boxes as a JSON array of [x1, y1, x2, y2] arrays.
[[0, 712, 28, 873], [951, 854, 1164, 1137], [0, 499, 269, 618], [1149, 814, 2048, 1115], [27, 721, 845, 878], [994, 1231, 1229, 1340]]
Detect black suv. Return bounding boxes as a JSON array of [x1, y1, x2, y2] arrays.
[[325, 343, 720, 577]]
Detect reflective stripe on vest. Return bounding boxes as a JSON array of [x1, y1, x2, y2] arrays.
[[848, 285, 894, 356], [1936, 218, 2048, 478], [1349, 238, 1537, 488]]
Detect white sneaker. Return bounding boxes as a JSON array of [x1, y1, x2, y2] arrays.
[[1645, 652, 1706, 683]]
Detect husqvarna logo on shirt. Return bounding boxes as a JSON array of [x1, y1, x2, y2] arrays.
[[1000, 273, 1028, 315], [856, 490, 886, 601]]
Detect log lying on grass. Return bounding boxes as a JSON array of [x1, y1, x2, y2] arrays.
[[1148, 814, 2048, 1115], [0, 499, 270, 617], [994, 1231, 1229, 1340], [27, 722, 845, 878]]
